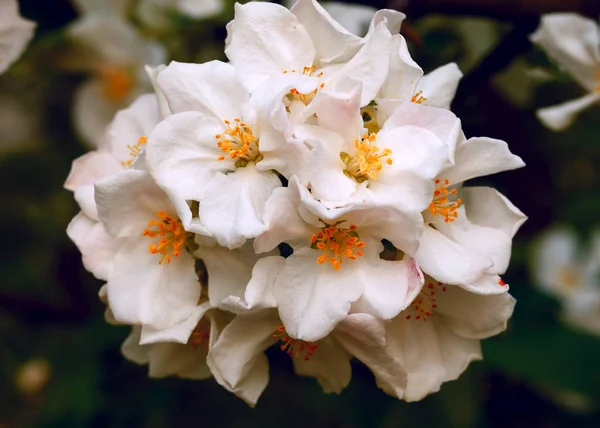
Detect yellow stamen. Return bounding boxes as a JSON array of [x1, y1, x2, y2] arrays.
[[142, 211, 185, 265], [272, 325, 318, 361], [342, 133, 393, 183], [427, 179, 461, 222], [286, 65, 324, 105], [215, 118, 260, 167], [311, 221, 365, 271], [121, 136, 147, 167], [411, 90, 427, 104]]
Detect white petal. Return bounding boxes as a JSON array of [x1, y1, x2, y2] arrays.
[[220, 256, 285, 313], [417, 63, 463, 110], [207, 312, 280, 407], [103, 93, 161, 161], [292, 336, 351, 393], [530, 13, 600, 91], [95, 169, 172, 238], [275, 248, 363, 342], [386, 316, 481, 401], [199, 164, 281, 249], [253, 183, 316, 254], [64, 151, 122, 191], [177, 0, 223, 18], [334, 313, 408, 398], [140, 303, 211, 345], [460, 186, 527, 239], [291, 0, 362, 63], [443, 137, 525, 185], [67, 212, 119, 280], [415, 226, 494, 286], [354, 253, 424, 320], [435, 286, 516, 339], [106, 238, 200, 329], [157, 61, 248, 118], [225, 2, 316, 91], [145, 111, 227, 231], [147, 343, 211, 380], [145, 65, 172, 119], [297, 124, 357, 204], [194, 242, 262, 308], [0, 0, 35, 75], [378, 35, 422, 106], [537, 92, 600, 132]]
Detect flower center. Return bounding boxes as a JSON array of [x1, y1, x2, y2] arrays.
[[285, 65, 325, 105], [311, 221, 365, 271], [272, 325, 318, 361], [215, 118, 261, 168], [121, 135, 147, 167], [99, 66, 134, 104], [142, 211, 185, 265], [405, 279, 447, 321], [411, 90, 427, 104], [427, 179, 462, 222], [188, 318, 211, 349], [342, 133, 393, 183]]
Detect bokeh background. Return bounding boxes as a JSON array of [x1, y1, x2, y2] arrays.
[[1, 0, 599, 426]]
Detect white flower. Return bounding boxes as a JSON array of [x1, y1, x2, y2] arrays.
[[65, 92, 162, 280], [530, 13, 600, 131], [414, 136, 526, 291], [0, 0, 36, 75], [299, 92, 461, 209], [254, 177, 424, 342], [225, 1, 398, 106], [146, 60, 293, 249], [94, 169, 201, 329], [68, 12, 166, 146], [533, 227, 600, 335], [208, 310, 408, 406], [384, 278, 516, 401]]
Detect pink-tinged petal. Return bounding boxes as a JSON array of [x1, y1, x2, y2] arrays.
[[275, 248, 363, 342], [461, 186, 527, 241], [73, 185, 97, 220], [225, 2, 316, 91], [107, 238, 200, 329], [415, 226, 494, 286], [199, 164, 281, 249], [536, 92, 600, 131], [67, 211, 119, 281], [157, 61, 247, 118], [207, 311, 280, 407], [334, 313, 408, 399], [530, 13, 600, 92], [292, 336, 351, 393], [64, 151, 121, 191], [435, 286, 516, 339], [95, 169, 172, 238], [417, 62, 463, 110], [443, 137, 525, 185]]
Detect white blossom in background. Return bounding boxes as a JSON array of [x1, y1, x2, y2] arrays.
[[65, 0, 526, 406], [0, 0, 36, 75], [68, 7, 166, 147], [533, 227, 600, 335], [530, 13, 600, 131], [137, 0, 224, 29]]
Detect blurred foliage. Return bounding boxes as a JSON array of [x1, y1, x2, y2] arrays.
[[1, 1, 599, 427]]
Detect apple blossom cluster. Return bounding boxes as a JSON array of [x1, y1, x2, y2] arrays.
[[65, 0, 526, 406]]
